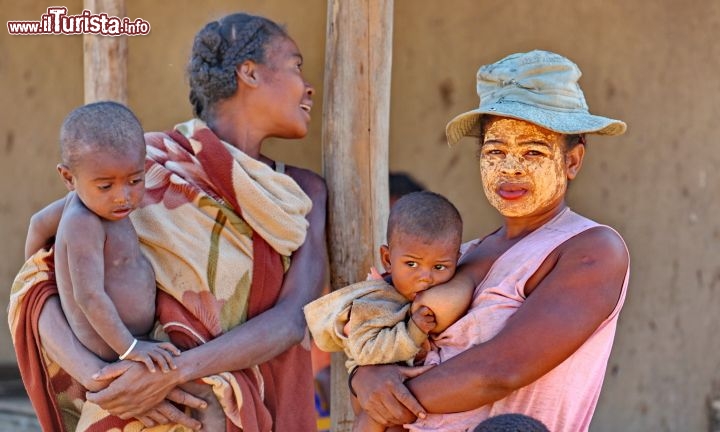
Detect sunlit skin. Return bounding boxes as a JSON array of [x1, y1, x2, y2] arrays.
[[255, 37, 314, 139], [349, 115, 628, 429], [479, 117, 568, 219], [380, 232, 460, 302], [58, 144, 146, 222], [342, 232, 462, 346], [351, 232, 464, 432], [218, 35, 315, 152], [27, 27, 329, 431], [55, 142, 181, 373], [379, 231, 471, 338], [80, 31, 326, 430]]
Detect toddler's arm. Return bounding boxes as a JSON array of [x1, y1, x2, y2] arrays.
[[412, 270, 476, 334], [25, 196, 66, 259], [64, 213, 178, 372]]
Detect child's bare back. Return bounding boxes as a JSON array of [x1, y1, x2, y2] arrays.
[[55, 193, 156, 361]]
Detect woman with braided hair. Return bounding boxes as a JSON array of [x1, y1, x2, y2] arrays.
[[13, 12, 327, 431]]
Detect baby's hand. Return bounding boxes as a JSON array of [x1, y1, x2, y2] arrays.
[[414, 339, 432, 364], [122, 340, 181, 373], [366, 266, 383, 280], [411, 306, 437, 335]]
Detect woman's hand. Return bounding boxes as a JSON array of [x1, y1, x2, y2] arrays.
[[86, 360, 183, 418], [353, 364, 433, 426], [136, 395, 206, 431], [89, 361, 206, 428]]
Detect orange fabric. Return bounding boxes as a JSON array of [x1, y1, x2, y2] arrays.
[[13, 250, 135, 431], [161, 126, 315, 431], [14, 253, 63, 431], [13, 120, 314, 431]]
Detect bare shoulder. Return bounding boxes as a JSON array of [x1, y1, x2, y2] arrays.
[[284, 165, 327, 203], [527, 224, 629, 305], [58, 197, 105, 241], [559, 225, 629, 269]]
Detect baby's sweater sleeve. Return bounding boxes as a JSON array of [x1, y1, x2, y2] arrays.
[[346, 295, 428, 367], [303, 279, 428, 372]]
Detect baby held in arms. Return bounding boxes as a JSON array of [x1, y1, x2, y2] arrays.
[[50, 102, 179, 371], [305, 191, 474, 432]]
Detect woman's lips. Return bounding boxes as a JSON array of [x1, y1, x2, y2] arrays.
[[497, 183, 529, 200]]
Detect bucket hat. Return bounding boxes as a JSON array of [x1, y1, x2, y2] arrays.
[[446, 50, 626, 146]]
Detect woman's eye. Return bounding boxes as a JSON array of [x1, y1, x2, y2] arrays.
[[526, 150, 544, 156]]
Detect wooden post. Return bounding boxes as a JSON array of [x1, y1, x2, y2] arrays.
[[321, 0, 394, 430], [83, 0, 127, 103]]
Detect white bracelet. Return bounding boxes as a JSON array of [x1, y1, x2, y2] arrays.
[[119, 338, 138, 360]]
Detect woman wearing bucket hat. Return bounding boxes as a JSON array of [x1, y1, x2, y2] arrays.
[[350, 50, 629, 432]]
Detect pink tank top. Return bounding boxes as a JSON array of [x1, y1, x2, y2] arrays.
[[409, 208, 629, 432]]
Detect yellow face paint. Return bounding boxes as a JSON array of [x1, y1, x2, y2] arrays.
[[479, 117, 567, 218]]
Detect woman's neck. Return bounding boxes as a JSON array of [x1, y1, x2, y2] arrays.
[[206, 103, 264, 160], [501, 202, 567, 239]]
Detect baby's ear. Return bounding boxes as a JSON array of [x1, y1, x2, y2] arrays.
[[56, 164, 75, 191], [379, 244, 392, 273]]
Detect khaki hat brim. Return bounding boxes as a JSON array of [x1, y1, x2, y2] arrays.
[[446, 101, 627, 147]]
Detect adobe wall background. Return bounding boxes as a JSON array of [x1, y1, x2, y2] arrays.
[[2, 1, 719, 430]]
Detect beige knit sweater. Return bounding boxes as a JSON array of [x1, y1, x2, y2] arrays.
[[304, 279, 428, 372]]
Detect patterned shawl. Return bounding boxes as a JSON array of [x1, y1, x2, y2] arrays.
[[9, 119, 316, 431]]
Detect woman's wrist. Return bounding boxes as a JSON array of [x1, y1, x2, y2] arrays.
[[172, 349, 199, 385]]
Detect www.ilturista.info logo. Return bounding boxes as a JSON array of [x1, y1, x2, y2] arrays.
[[7, 7, 150, 36]]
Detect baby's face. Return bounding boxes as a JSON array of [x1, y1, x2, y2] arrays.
[[62, 143, 146, 221], [381, 233, 460, 301]]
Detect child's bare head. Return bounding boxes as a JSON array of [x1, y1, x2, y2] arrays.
[[387, 191, 463, 248], [382, 191, 463, 300], [60, 101, 145, 168], [57, 102, 146, 221]]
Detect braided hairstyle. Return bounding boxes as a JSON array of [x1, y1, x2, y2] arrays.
[[187, 13, 287, 122]]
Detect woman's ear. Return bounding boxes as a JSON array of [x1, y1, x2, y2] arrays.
[[565, 143, 585, 180], [379, 244, 392, 273], [56, 164, 76, 191], [236, 60, 260, 88]]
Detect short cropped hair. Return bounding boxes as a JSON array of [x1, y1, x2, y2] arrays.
[[59, 101, 144, 168], [473, 413, 550, 432], [387, 191, 462, 245]]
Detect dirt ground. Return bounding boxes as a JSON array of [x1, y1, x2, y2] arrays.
[[0, 366, 40, 431]]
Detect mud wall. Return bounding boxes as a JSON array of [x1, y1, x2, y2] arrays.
[[2, 1, 718, 430]]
